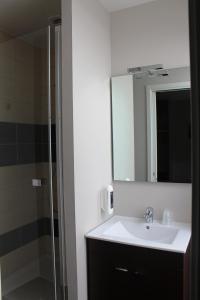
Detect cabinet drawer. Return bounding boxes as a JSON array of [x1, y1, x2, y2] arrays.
[[87, 239, 183, 271], [87, 238, 185, 300]]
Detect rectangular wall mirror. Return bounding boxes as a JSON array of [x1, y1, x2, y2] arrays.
[[111, 66, 191, 183]]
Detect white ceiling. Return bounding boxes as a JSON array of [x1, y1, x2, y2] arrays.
[[0, 0, 156, 37], [99, 0, 158, 12], [0, 0, 60, 37]]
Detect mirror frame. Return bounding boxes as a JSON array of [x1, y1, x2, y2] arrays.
[[189, 0, 200, 299]]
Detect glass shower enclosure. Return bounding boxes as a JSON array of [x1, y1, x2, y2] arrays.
[[0, 22, 66, 300]]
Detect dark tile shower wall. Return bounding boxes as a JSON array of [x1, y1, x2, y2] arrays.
[[0, 32, 58, 288], [0, 122, 57, 258], [0, 122, 56, 166], [0, 218, 59, 257]]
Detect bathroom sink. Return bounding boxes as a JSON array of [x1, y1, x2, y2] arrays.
[[86, 215, 191, 253], [103, 220, 178, 244]]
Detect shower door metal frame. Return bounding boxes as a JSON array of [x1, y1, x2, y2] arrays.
[[55, 23, 68, 299], [189, 0, 200, 299], [48, 22, 66, 300], [48, 24, 58, 300]]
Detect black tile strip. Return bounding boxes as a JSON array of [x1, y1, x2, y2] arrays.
[[17, 124, 37, 144], [17, 143, 37, 164], [0, 122, 17, 144], [0, 218, 59, 257], [42, 125, 49, 143], [51, 124, 56, 143], [0, 145, 17, 166], [0, 122, 57, 166], [54, 218, 59, 237]]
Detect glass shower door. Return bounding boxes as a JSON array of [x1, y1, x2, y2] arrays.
[[0, 24, 65, 300]]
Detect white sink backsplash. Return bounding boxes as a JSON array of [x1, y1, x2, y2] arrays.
[[113, 181, 192, 223]]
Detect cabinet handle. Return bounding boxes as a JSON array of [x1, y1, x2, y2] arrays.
[[132, 271, 144, 277], [115, 267, 128, 272]]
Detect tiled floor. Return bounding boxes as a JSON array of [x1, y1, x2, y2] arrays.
[[3, 278, 56, 300]]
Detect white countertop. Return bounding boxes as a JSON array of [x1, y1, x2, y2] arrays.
[[86, 215, 191, 253]]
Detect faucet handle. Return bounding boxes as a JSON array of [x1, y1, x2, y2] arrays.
[[146, 207, 154, 215], [144, 207, 154, 223]]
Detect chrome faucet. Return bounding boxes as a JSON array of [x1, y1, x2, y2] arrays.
[[144, 207, 154, 223]]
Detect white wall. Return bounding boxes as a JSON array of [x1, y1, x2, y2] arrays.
[[62, 0, 112, 299], [114, 182, 191, 222], [111, 0, 191, 222], [111, 0, 190, 75], [72, 1, 112, 298]]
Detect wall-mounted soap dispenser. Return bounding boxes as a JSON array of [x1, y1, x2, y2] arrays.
[[101, 185, 114, 215]]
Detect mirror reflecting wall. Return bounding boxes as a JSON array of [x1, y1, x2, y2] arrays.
[[111, 66, 191, 183]]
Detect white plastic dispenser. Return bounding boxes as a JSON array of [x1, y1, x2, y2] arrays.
[[101, 185, 114, 215]]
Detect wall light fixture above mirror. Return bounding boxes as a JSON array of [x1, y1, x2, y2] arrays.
[[111, 66, 191, 183]]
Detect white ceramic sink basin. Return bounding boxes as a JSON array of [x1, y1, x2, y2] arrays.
[[103, 220, 178, 244], [86, 215, 191, 253]]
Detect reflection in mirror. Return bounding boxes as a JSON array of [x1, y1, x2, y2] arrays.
[[111, 66, 191, 183], [112, 75, 135, 181], [157, 89, 191, 183]]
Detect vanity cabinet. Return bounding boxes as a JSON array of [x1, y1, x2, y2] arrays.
[[87, 238, 190, 300]]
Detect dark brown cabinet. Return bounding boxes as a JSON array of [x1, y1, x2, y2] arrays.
[[87, 238, 190, 300]]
